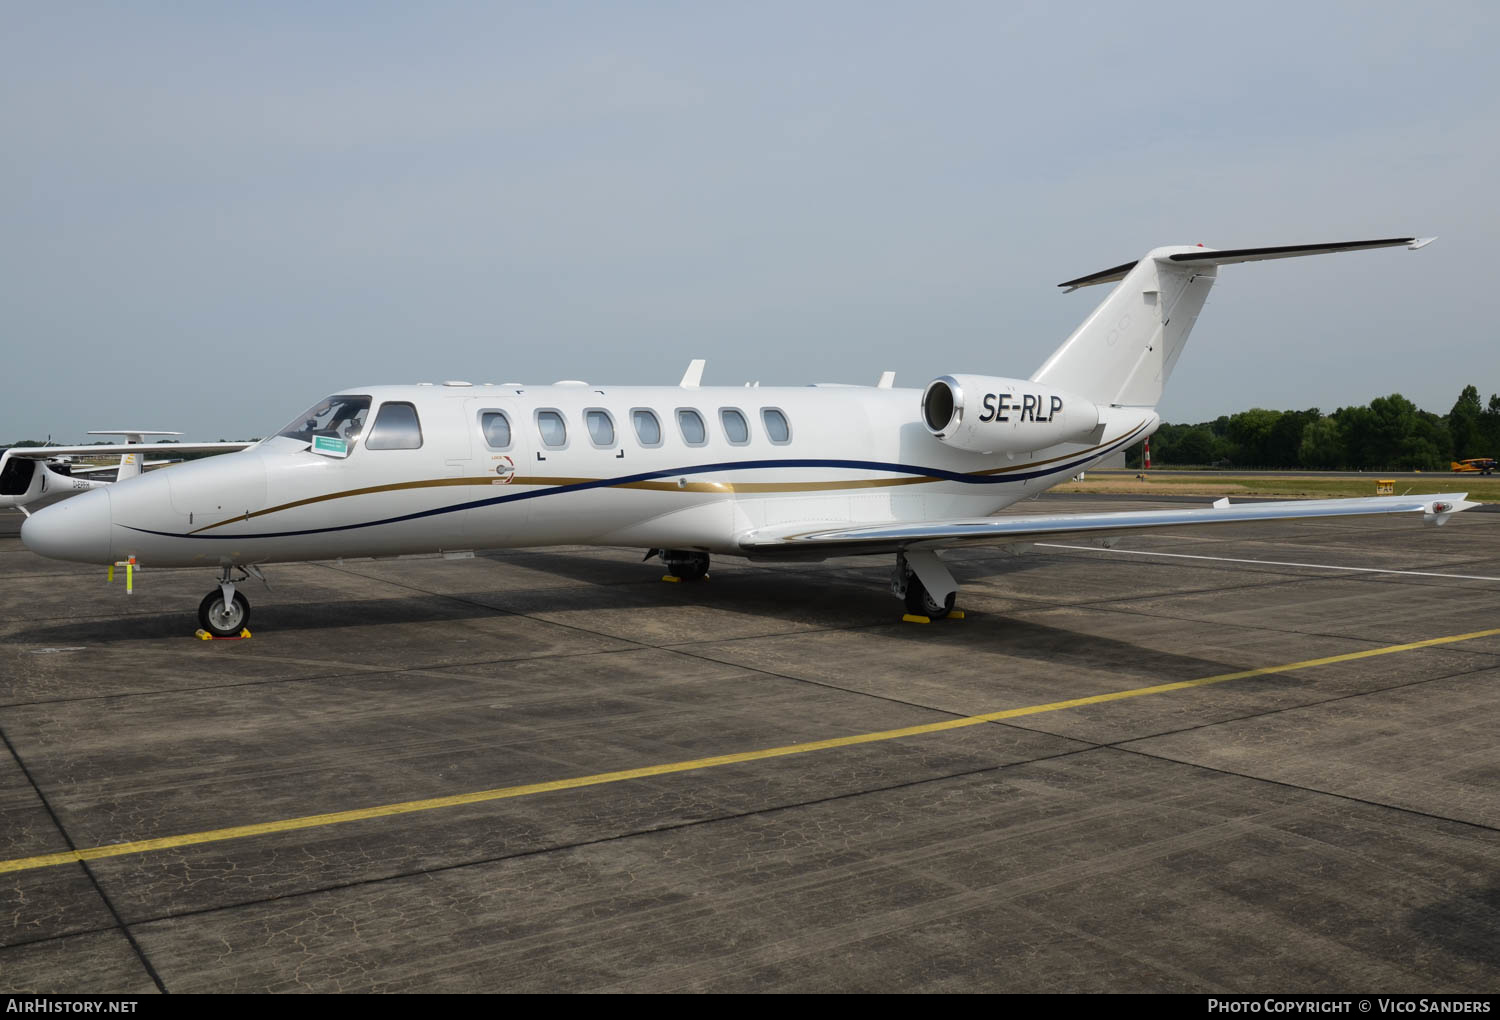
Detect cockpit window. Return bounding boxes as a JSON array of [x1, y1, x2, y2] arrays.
[[364, 402, 424, 450], [277, 395, 371, 446]]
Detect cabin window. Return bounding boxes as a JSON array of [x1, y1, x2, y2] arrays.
[[480, 411, 512, 450], [364, 402, 423, 450], [585, 409, 615, 448], [677, 409, 707, 446], [536, 410, 568, 449], [631, 409, 662, 447], [761, 408, 791, 444], [720, 408, 750, 445]]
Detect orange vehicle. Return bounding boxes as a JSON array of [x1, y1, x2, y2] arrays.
[[1451, 458, 1497, 474]]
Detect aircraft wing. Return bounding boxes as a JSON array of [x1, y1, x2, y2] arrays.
[[68, 458, 174, 475], [737, 493, 1478, 558], [1, 442, 249, 459]]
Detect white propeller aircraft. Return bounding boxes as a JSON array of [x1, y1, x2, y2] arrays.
[[1, 432, 249, 514], [21, 237, 1473, 636]]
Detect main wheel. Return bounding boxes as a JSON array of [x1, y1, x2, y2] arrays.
[[903, 578, 955, 619], [664, 552, 710, 581], [198, 590, 251, 636]]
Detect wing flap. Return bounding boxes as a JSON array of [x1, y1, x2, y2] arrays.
[[739, 494, 1478, 557]]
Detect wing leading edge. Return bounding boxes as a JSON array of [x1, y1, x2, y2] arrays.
[[738, 494, 1478, 558], [1, 442, 250, 459]]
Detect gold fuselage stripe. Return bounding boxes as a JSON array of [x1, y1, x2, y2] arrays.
[[188, 421, 1149, 535]]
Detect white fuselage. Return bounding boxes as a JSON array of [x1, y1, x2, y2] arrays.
[[21, 382, 1156, 568]]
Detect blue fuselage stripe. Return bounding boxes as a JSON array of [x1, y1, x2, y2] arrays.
[[121, 427, 1144, 542]]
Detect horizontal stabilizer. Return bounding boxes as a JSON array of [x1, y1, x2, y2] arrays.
[[87, 431, 184, 438], [1163, 237, 1433, 268], [1057, 259, 1140, 292], [1058, 237, 1432, 291], [739, 493, 1476, 557]]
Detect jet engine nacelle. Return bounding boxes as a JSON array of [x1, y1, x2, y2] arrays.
[[920, 375, 1102, 454]]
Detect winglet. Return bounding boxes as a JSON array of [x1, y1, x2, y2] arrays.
[[679, 359, 705, 388], [1409, 236, 1437, 250], [1425, 494, 1478, 525], [877, 371, 896, 389]]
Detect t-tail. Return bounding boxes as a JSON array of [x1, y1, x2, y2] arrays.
[[1030, 237, 1436, 410], [86, 430, 183, 480]]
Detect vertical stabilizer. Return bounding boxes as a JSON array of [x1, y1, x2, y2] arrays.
[[1031, 246, 1216, 408], [1031, 237, 1431, 409]]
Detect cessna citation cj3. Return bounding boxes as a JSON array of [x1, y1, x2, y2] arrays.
[[21, 237, 1473, 636]]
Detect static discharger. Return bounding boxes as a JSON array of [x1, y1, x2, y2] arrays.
[[107, 557, 137, 594]]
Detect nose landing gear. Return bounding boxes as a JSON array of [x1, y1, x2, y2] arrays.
[[197, 565, 265, 637], [199, 588, 250, 636]]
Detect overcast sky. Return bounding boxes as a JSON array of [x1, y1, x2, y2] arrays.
[[3, 1, 1496, 442]]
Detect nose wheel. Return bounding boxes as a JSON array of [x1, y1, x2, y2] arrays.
[[197, 565, 263, 636], [198, 589, 250, 636]]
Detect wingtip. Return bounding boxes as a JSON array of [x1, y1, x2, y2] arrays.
[[1408, 236, 1437, 250]]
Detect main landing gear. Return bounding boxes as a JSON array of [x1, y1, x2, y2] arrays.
[[197, 565, 265, 637], [647, 549, 710, 581], [891, 550, 958, 620]]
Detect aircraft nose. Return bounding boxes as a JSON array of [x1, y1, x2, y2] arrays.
[[21, 488, 113, 564]]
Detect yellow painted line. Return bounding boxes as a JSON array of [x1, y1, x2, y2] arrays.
[[4, 625, 1497, 876]]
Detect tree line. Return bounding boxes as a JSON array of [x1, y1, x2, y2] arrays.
[[1128, 386, 1500, 471]]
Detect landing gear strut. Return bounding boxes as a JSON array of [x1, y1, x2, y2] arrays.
[[891, 551, 957, 619], [197, 565, 263, 636], [648, 549, 710, 581]]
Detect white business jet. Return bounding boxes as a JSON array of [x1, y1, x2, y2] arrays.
[[21, 237, 1471, 636], [1, 432, 249, 514]]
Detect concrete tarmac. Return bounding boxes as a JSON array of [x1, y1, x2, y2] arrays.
[[0, 498, 1497, 993]]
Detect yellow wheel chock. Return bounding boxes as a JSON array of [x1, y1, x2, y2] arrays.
[[902, 610, 965, 624]]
